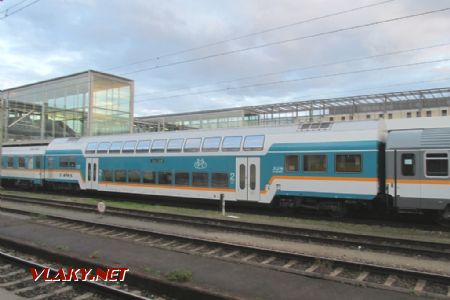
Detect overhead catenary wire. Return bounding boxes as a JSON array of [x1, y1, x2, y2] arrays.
[[134, 57, 450, 104], [148, 76, 450, 116], [120, 6, 450, 76], [104, 0, 396, 71], [0, 0, 41, 20], [0, 0, 29, 14], [134, 41, 450, 98], [0, 0, 398, 98]]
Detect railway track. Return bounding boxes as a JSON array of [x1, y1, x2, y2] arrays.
[[0, 247, 155, 300], [1, 194, 450, 261], [1, 201, 450, 299]]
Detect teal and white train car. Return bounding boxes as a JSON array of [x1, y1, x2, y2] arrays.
[[1, 145, 46, 187], [29, 120, 384, 208]]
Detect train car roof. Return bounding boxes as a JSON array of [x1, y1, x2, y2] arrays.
[[1, 145, 47, 155], [46, 120, 384, 152], [386, 117, 450, 149]]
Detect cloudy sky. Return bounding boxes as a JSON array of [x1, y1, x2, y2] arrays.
[[1, 0, 449, 116]]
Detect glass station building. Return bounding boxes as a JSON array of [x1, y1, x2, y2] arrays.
[[0, 70, 134, 144]]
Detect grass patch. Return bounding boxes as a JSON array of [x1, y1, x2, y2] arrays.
[[165, 270, 192, 282]]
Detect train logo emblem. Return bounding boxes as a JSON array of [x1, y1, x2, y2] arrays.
[[272, 166, 283, 174], [194, 158, 207, 169]]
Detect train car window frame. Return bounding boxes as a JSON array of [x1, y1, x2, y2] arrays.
[[35, 156, 42, 169], [114, 170, 126, 182], [184, 138, 202, 152], [60, 156, 77, 169], [136, 140, 152, 153], [85, 143, 97, 154], [47, 157, 55, 169], [335, 154, 362, 173], [143, 171, 156, 184], [285, 155, 299, 172], [97, 142, 111, 154], [243, 135, 265, 151], [7, 157, 14, 168], [18, 157, 26, 168], [222, 136, 242, 152], [303, 154, 327, 172], [425, 152, 449, 178], [167, 139, 185, 152], [175, 172, 189, 185], [109, 141, 123, 153], [102, 170, 113, 182], [128, 170, 141, 183], [122, 140, 137, 153], [151, 139, 167, 153], [212, 173, 229, 188], [192, 172, 208, 187], [202, 137, 221, 152], [158, 171, 172, 184], [401, 153, 415, 176]]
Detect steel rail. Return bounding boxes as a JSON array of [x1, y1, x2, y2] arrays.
[[1, 204, 450, 299], [1, 194, 450, 260]]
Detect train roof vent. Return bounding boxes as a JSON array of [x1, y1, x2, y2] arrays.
[[298, 122, 333, 131], [421, 128, 450, 148], [67, 137, 80, 141]]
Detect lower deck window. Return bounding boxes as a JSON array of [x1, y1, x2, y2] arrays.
[[143, 171, 156, 184], [115, 170, 126, 182], [212, 173, 229, 188], [285, 155, 299, 172], [35, 157, 42, 169], [336, 154, 362, 173], [159, 172, 172, 185], [7, 157, 13, 168], [175, 172, 189, 185], [192, 172, 208, 187], [102, 170, 113, 181], [18, 157, 26, 168], [303, 155, 327, 172], [128, 170, 141, 183]]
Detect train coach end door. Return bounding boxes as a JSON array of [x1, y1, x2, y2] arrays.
[[394, 150, 421, 209], [236, 157, 260, 201], [85, 158, 99, 190]]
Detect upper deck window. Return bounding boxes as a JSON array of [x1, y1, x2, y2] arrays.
[[86, 143, 97, 154], [184, 138, 202, 152], [136, 140, 152, 153], [151, 139, 167, 153], [426, 153, 448, 177], [202, 137, 221, 152], [97, 142, 110, 154], [222, 136, 242, 151], [122, 141, 137, 153], [109, 141, 123, 153], [167, 139, 184, 152], [243, 135, 265, 151]]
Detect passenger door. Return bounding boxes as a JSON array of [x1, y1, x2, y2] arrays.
[[236, 157, 260, 201], [394, 150, 421, 209], [85, 158, 99, 190]]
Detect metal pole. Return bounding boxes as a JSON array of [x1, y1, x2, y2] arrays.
[[0, 96, 4, 188], [220, 194, 225, 216]]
